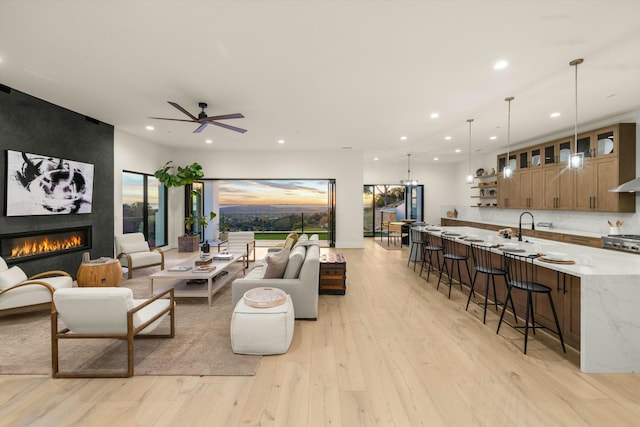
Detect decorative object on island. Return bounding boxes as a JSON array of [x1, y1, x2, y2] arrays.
[[153, 161, 204, 187], [568, 58, 585, 170], [400, 153, 418, 186], [503, 96, 514, 178]]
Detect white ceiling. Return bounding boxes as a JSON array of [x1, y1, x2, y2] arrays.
[[2, 1, 640, 167]]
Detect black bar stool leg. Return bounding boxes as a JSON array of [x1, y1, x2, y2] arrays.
[[548, 293, 566, 353]]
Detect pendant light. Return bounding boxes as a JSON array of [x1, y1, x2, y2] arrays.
[[568, 58, 585, 169], [503, 96, 514, 178], [401, 153, 417, 186], [465, 119, 475, 184]]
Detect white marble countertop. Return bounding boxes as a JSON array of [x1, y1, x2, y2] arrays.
[[419, 225, 640, 277], [442, 217, 605, 239]]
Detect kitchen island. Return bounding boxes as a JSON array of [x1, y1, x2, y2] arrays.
[[422, 225, 640, 373]]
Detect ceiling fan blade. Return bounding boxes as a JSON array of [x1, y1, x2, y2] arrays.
[[193, 123, 209, 133], [149, 117, 197, 123], [168, 102, 198, 121], [207, 121, 248, 134], [201, 113, 245, 121]]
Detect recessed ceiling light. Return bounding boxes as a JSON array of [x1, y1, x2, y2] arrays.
[[494, 60, 509, 70], [145, 125, 154, 131], [550, 112, 561, 118], [445, 136, 452, 141], [455, 149, 461, 153], [342, 146, 352, 150], [374, 157, 379, 161], [433, 157, 439, 161], [205, 139, 213, 144], [490, 136, 497, 140], [606, 93, 616, 98], [400, 136, 407, 140], [278, 139, 285, 144], [430, 112, 439, 119]]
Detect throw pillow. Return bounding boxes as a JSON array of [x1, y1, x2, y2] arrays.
[[0, 265, 28, 290], [263, 249, 290, 279], [283, 234, 298, 250], [119, 240, 150, 254], [283, 246, 306, 279]]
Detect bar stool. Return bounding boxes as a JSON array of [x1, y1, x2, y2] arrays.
[[496, 252, 566, 354], [437, 235, 472, 298], [419, 231, 443, 282], [407, 226, 427, 271], [466, 243, 517, 324]]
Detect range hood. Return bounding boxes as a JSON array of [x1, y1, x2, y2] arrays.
[[609, 177, 640, 193]]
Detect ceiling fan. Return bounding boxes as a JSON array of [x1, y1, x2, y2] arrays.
[[150, 101, 247, 134]]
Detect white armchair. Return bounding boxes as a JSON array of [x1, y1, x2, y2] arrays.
[[222, 231, 256, 270], [52, 287, 175, 378], [0, 256, 72, 314], [115, 233, 164, 279]]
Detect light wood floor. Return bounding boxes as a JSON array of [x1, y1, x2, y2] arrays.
[[2, 239, 639, 426]]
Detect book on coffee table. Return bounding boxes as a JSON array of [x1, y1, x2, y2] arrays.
[[168, 265, 192, 272], [193, 265, 217, 273]]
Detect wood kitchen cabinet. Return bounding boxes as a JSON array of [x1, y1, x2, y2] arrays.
[[543, 165, 574, 210], [518, 168, 543, 210], [499, 122, 635, 213]]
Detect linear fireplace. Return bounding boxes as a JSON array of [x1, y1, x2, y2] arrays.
[[0, 226, 92, 264]]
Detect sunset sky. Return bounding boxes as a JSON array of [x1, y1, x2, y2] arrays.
[[220, 180, 329, 205], [122, 176, 330, 206]]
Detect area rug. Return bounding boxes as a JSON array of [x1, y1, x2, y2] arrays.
[[0, 274, 261, 376]]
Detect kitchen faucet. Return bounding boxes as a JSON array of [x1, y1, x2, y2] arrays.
[[518, 211, 535, 241]]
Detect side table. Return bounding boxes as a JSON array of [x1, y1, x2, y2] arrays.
[[76, 258, 122, 287], [319, 253, 346, 295]]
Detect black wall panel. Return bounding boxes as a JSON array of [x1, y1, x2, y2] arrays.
[[0, 85, 114, 278]]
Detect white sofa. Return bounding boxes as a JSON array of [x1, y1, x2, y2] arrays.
[[0, 256, 73, 314], [231, 234, 320, 320]]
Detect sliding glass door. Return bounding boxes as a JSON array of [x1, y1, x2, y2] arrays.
[[363, 184, 423, 237]]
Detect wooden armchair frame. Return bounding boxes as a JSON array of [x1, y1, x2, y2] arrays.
[[51, 288, 175, 378], [0, 271, 67, 316]]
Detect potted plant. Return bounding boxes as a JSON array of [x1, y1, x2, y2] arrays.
[[154, 161, 204, 187], [219, 214, 230, 241], [181, 211, 216, 252], [154, 161, 206, 252]]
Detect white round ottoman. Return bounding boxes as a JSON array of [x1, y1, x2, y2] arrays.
[[231, 292, 294, 355]]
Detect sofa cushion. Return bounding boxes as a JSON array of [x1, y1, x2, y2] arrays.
[[119, 240, 150, 254], [263, 249, 290, 279], [0, 266, 28, 290], [0, 257, 8, 272], [282, 233, 298, 250], [283, 246, 306, 279]]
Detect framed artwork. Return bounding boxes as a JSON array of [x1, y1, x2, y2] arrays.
[[5, 150, 94, 216]]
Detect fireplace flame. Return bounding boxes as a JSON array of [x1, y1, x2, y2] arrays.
[[10, 235, 83, 258]]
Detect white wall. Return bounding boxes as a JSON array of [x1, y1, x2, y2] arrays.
[[113, 130, 178, 247]]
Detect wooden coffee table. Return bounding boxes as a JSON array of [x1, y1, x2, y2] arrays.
[[149, 253, 242, 306]]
